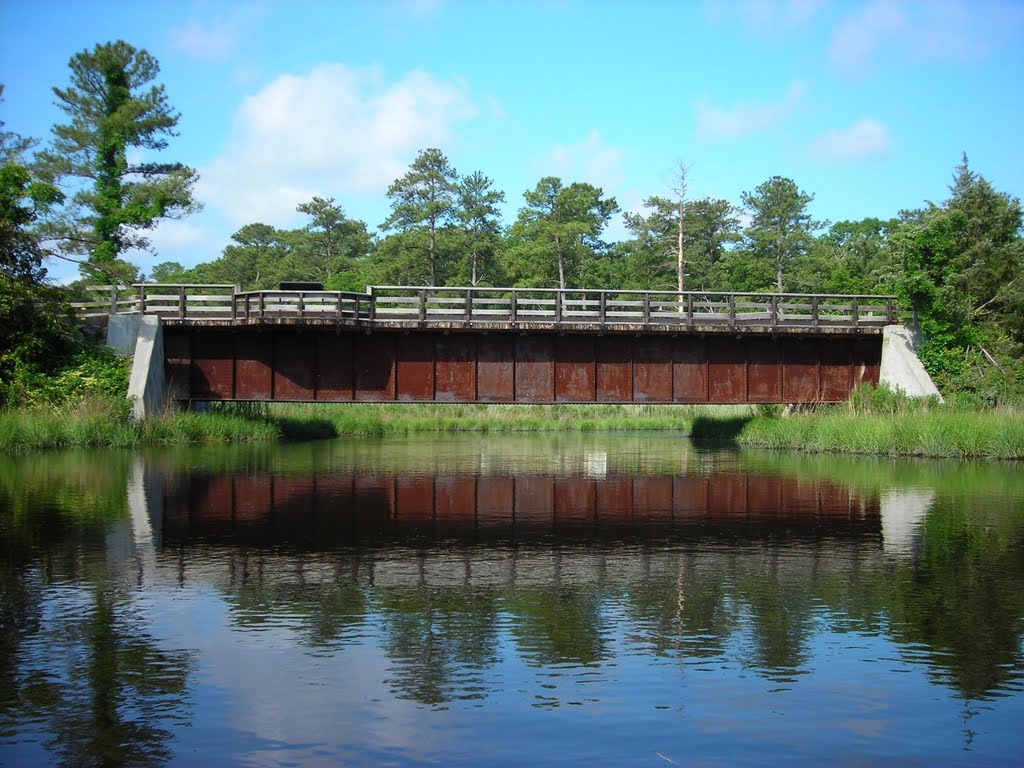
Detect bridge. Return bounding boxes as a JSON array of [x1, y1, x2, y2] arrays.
[[79, 284, 900, 406]]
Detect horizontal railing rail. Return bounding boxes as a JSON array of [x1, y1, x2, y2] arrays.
[[70, 283, 898, 330]]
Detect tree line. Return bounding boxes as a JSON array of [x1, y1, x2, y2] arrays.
[[2, 40, 1023, 400]]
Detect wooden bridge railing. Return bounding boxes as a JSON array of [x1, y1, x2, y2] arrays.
[[73, 284, 898, 331]]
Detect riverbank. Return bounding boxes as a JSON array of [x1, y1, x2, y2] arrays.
[[2, 398, 1022, 459], [0, 401, 714, 453], [690, 406, 1024, 459]]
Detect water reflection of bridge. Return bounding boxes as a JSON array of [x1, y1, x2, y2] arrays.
[[163, 471, 882, 546]]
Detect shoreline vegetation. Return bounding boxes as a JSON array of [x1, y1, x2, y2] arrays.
[[1, 394, 1022, 460]]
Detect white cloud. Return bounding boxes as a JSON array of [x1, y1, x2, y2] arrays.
[[168, 17, 243, 60], [706, 0, 825, 33], [829, 1, 907, 76], [540, 131, 625, 190], [829, 0, 1024, 76], [197, 64, 478, 227], [694, 81, 803, 142], [808, 118, 892, 162]]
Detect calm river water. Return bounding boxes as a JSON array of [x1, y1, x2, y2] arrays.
[[1, 434, 1023, 766]]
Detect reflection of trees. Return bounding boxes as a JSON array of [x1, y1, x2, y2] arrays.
[[0, 450, 194, 766], [621, 550, 736, 661], [377, 586, 500, 705], [226, 577, 369, 650], [504, 585, 607, 667], [883, 499, 1024, 699], [17, 588, 192, 767]]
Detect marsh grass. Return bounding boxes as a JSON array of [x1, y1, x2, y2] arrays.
[[722, 408, 1024, 459]]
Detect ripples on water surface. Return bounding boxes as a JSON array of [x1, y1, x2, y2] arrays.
[[1, 434, 1023, 765]]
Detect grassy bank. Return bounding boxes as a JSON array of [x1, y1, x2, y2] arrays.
[[3, 390, 1023, 459], [691, 405, 1024, 460], [0, 401, 725, 453]]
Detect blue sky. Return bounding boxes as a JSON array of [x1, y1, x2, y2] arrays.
[[3, 0, 1023, 282]]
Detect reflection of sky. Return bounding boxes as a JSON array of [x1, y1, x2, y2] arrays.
[[127, 575, 1024, 767]]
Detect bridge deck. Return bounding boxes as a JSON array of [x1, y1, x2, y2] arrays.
[[75, 284, 898, 335]]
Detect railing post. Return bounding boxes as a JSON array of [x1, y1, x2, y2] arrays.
[[643, 293, 651, 325], [178, 286, 186, 321], [138, 285, 147, 315], [555, 290, 562, 324], [510, 290, 517, 323], [368, 288, 376, 323], [770, 295, 777, 328], [812, 296, 820, 329], [852, 297, 859, 328], [465, 289, 472, 322], [337, 292, 344, 320], [729, 294, 736, 328], [110, 285, 119, 315], [244, 293, 251, 321], [888, 297, 895, 325], [231, 285, 237, 322], [258, 291, 265, 320], [686, 293, 693, 328], [298, 291, 305, 320], [599, 291, 607, 324]]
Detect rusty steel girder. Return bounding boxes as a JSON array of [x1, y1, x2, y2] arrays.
[[164, 328, 881, 405]]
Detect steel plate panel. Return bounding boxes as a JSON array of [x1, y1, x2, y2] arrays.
[[596, 477, 632, 523], [673, 338, 707, 402], [234, 334, 273, 400], [435, 335, 476, 401], [852, 338, 881, 388], [396, 334, 435, 401], [555, 477, 595, 523], [819, 341, 852, 402], [596, 336, 632, 402], [316, 335, 354, 401], [477, 477, 514, 527], [818, 483, 852, 518], [234, 476, 272, 522], [632, 337, 673, 401], [191, 333, 233, 399], [747, 338, 782, 403], [355, 335, 396, 401], [708, 336, 747, 403], [708, 475, 747, 516], [395, 477, 434, 520], [747, 476, 783, 515], [273, 334, 316, 400], [781, 477, 814, 516], [632, 477, 673, 523], [477, 336, 515, 402], [514, 476, 554, 527], [555, 336, 596, 401], [673, 476, 709, 518], [163, 330, 191, 400], [782, 338, 819, 403], [435, 476, 476, 520], [515, 335, 554, 402]]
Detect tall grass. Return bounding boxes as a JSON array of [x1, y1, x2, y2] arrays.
[[690, 386, 1024, 460]]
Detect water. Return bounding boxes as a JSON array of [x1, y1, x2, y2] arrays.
[[1, 434, 1023, 766]]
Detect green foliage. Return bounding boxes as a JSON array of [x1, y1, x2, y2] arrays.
[[893, 154, 1024, 399], [383, 147, 459, 285], [506, 176, 618, 289], [35, 40, 199, 280], [741, 176, 823, 292]]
